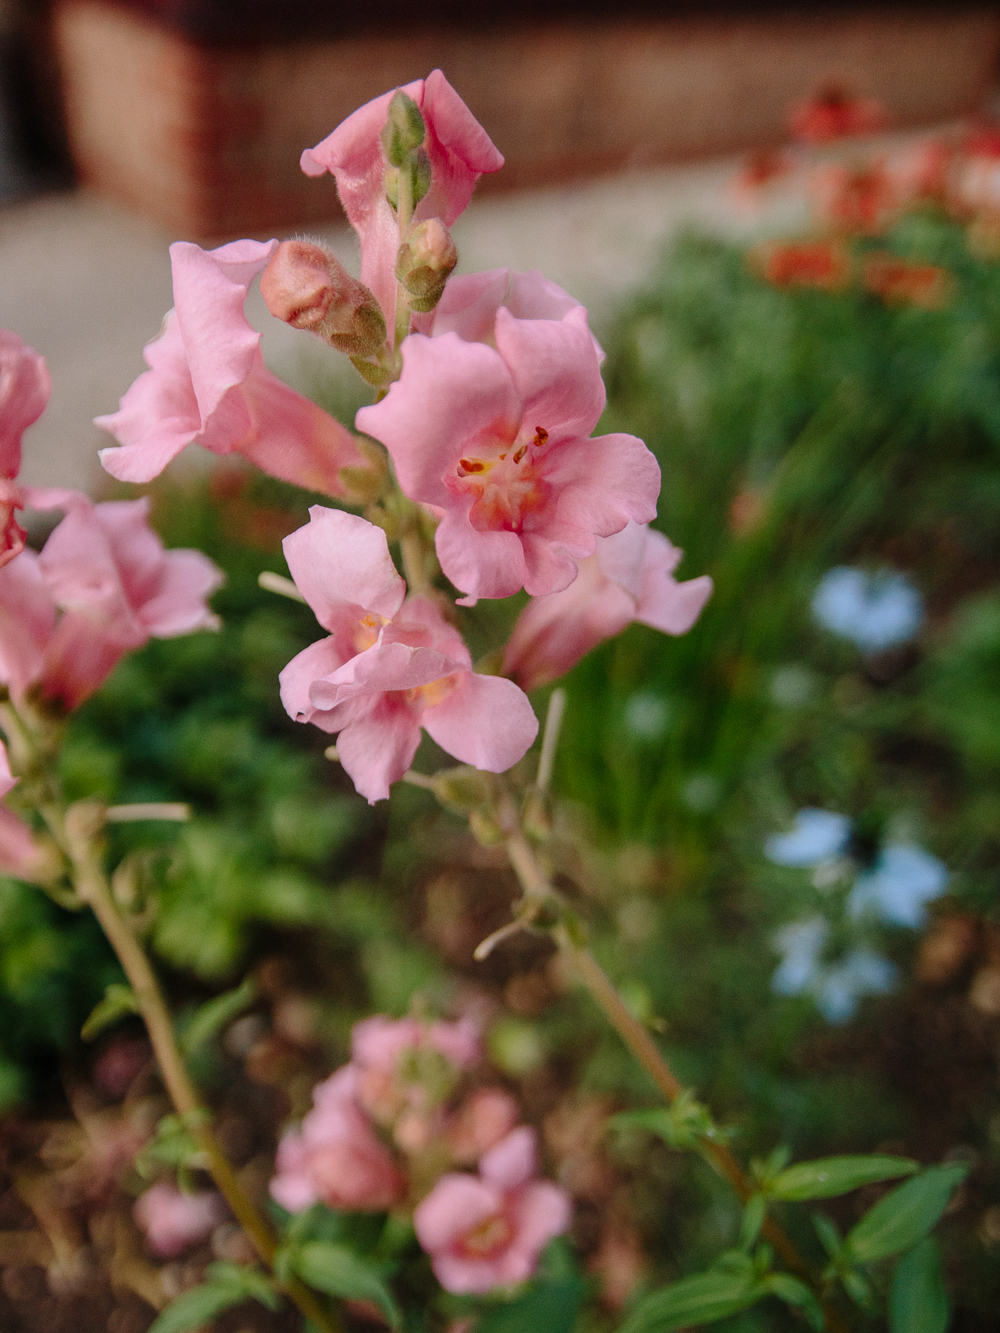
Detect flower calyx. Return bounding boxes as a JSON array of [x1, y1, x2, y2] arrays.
[[396, 219, 458, 312]]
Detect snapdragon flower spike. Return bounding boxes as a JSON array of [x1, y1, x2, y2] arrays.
[[96, 239, 363, 495], [0, 495, 222, 710], [503, 521, 713, 692], [414, 1126, 571, 1294], [358, 309, 660, 604], [300, 71, 504, 327], [278, 506, 538, 802], [0, 331, 51, 567]]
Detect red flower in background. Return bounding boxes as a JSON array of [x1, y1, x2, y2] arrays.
[[790, 84, 886, 144], [752, 240, 850, 291]]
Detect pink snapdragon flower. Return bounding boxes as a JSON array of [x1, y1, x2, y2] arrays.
[[96, 239, 363, 495], [503, 522, 713, 691], [0, 331, 51, 567], [301, 71, 504, 326], [278, 506, 538, 802], [414, 1126, 571, 1294], [0, 495, 222, 709], [270, 1066, 403, 1213], [134, 1181, 226, 1257], [429, 269, 603, 359], [357, 310, 660, 604]]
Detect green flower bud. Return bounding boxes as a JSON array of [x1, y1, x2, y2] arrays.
[[396, 219, 458, 312], [381, 90, 425, 167]]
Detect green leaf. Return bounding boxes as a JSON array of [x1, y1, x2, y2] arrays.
[[764, 1274, 824, 1332], [738, 1195, 766, 1250], [610, 1090, 720, 1151], [179, 978, 257, 1057], [812, 1212, 843, 1260], [477, 1277, 585, 1333], [619, 1270, 765, 1333], [294, 1241, 401, 1328], [889, 1239, 949, 1333], [204, 1262, 281, 1311], [771, 1155, 919, 1202], [81, 983, 139, 1040], [846, 1165, 967, 1266], [148, 1284, 243, 1333]]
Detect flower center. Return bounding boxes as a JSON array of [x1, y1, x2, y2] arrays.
[[405, 673, 461, 710], [451, 426, 550, 533], [353, 612, 389, 653], [459, 1211, 513, 1258]]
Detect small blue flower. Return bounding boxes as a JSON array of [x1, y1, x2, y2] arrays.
[[765, 809, 851, 867], [772, 918, 897, 1023], [849, 844, 948, 928], [812, 567, 923, 653]]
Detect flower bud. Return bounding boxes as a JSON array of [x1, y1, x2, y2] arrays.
[[384, 150, 432, 213], [260, 239, 387, 357], [396, 219, 458, 312], [381, 90, 425, 167]]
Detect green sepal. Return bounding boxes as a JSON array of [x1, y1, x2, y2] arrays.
[[81, 982, 139, 1040]]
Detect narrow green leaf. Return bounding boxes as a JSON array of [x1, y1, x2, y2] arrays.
[[294, 1241, 400, 1328], [738, 1195, 766, 1250], [765, 1274, 825, 1332], [846, 1165, 967, 1266], [619, 1271, 764, 1333], [812, 1212, 843, 1260], [889, 1239, 949, 1333], [771, 1155, 919, 1202], [477, 1278, 585, 1333], [147, 1282, 247, 1333], [179, 978, 257, 1057], [205, 1262, 281, 1311], [81, 983, 139, 1041]]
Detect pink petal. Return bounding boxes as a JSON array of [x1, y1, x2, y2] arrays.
[[435, 514, 529, 606], [307, 638, 460, 712], [279, 636, 348, 725], [494, 307, 605, 442], [433, 268, 604, 358], [594, 521, 650, 600], [422, 671, 538, 772], [357, 333, 519, 509], [503, 1181, 572, 1270], [270, 1129, 319, 1213], [427, 1018, 482, 1068], [39, 614, 132, 709], [0, 550, 55, 700], [543, 432, 661, 549], [392, 594, 470, 664], [335, 696, 423, 803], [0, 806, 44, 878], [502, 558, 636, 692], [352, 1017, 422, 1072], [283, 508, 405, 636], [0, 330, 50, 479], [518, 532, 579, 600], [479, 1126, 536, 1191], [635, 530, 713, 634], [38, 503, 145, 646], [414, 1173, 501, 1253], [235, 355, 364, 498], [0, 740, 14, 800], [139, 549, 223, 637]]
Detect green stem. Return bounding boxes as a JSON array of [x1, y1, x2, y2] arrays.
[[63, 802, 340, 1333], [393, 163, 415, 352], [501, 828, 849, 1333]]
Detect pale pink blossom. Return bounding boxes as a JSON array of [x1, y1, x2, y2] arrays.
[[503, 522, 713, 691], [414, 1126, 571, 1294], [301, 71, 503, 326], [352, 1015, 481, 1073], [96, 239, 362, 495], [134, 1181, 226, 1257], [429, 269, 603, 360], [270, 1066, 403, 1213], [0, 495, 222, 709], [357, 310, 660, 605], [0, 331, 51, 568], [447, 1088, 521, 1164], [278, 507, 537, 802]]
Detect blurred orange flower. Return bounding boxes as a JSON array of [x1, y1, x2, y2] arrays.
[[862, 254, 950, 308], [750, 240, 850, 290]]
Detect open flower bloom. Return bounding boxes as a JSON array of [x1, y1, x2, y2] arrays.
[[0, 331, 51, 567], [270, 1066, 403, 1213], [429, 268, 603, 359], [301, 70, 503, 327], [96, 239, 363, 495], [134, 1182, 227, 1257], [414, 1126, 571, 1294], [278, 507, 538, 802], [0, 495, 222, 709], [504, 522, 712, 691], [358, 310, 660, 604]]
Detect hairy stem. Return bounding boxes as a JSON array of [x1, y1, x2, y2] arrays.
[[63, 802, 340, 1333], [500, 827, 848, 1331]]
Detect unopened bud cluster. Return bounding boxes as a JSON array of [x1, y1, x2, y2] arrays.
[[383, 91, 432, 215], [260, 239, 386, 357]]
